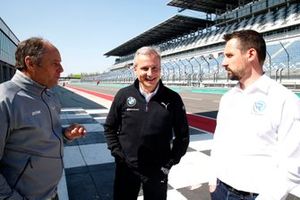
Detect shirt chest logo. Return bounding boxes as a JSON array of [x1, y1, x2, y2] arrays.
[[126, 96, 137, 107], [32, 110, 41, 116], [161, 102, 170, 109], [253, 100, 266, 114]]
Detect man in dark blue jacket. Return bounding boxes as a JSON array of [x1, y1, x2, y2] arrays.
[[104, 46, 189, 200]]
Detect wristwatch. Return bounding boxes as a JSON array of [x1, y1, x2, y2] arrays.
[[160, 167, 170, 175]]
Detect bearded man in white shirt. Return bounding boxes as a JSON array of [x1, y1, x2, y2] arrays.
[[209, 29, 300, 200]]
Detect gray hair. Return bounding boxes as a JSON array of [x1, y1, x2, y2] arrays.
[[15, 37, 51, 70], [133, 46, 161, 67]]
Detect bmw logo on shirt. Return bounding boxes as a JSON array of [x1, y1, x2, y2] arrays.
[[126, 96, 137, 107]]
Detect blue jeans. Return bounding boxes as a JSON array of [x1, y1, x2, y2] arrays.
[[210, 180, 258, 200]]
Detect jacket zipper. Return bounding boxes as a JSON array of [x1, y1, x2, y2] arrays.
[[12, 157, 33, 188], [41, 89, 64, 167]]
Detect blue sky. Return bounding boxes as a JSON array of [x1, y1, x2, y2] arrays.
[[1, 0, 183, 76]]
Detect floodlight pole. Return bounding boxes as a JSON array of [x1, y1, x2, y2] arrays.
[[266, 51, 272, 77], [280, 42, 290, 79], [201, 56, 210, 73], [209, 54, 220, 82], [191, 57, 202, 86], [172, 60, 182, 82]]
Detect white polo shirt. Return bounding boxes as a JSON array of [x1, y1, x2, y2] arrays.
[[211, 75, 300, 199]]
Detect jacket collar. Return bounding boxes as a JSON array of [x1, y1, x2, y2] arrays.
[[11, 70, 47, 95]]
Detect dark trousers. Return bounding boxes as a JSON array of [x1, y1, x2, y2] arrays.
[[210, 180, 258, 200], [52, 194, 59, 200], [46, 193, 59, 200], [113, 161, 168, 200]]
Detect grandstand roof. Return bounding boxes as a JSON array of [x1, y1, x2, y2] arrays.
[[167, 0, 253, 14], [104, 15, 213, 57]]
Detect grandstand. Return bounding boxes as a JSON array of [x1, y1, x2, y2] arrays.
[[83, 0, 300, 89]]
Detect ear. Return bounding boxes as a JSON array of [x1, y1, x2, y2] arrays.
[[24, 56, 35, 71], [133, 65, 137, 75], [247, 48, 257, 62]]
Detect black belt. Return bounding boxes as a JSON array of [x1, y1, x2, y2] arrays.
[[220, 180, 258, 197]]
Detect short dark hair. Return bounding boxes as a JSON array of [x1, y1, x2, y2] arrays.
[[15, 37, 47, 70], [223, 30, 266, 65]]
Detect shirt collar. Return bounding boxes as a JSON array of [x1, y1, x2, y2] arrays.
[[139, 84, 159, 103], [232, 74, 270, 95]]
